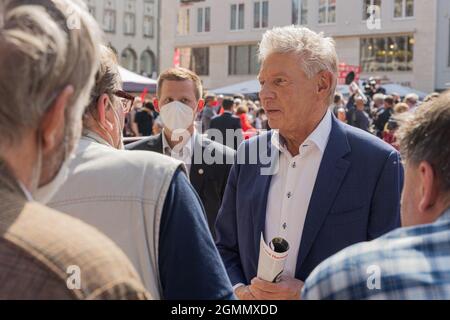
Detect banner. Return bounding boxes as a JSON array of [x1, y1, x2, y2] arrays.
[[338, 63, 361, 85]]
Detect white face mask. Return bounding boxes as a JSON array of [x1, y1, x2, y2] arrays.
[[159, 101, 195, 132], [33, 154, 73, 204], [31, 133, 74, 205], [97, 100, 124, 150]]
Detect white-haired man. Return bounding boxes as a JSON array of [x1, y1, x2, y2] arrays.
[[49, 47, 234, 300], [405, 93, 419, 112], [0, 0, 148, 299], [216, 26, 403, 300]]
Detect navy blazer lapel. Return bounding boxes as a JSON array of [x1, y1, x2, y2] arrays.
[[251, 131, 279, 258], [190, 134, 207, 193], [295, 117, 351, 276]]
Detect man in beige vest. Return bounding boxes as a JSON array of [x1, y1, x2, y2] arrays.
[[0, 0, 149, 299], [49, 46, 234, 300]]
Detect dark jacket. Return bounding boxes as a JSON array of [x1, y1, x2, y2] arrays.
[[126, 133, 236, 239], [209, 112, 244, 150], [374, 107, 393, 135]]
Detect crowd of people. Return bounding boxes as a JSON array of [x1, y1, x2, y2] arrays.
[[124, 93, 270, 143], [329, 83, 441, 150], [0, 0, 449, 301], [126, 77, 441, 155]]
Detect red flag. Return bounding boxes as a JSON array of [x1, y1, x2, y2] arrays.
[[173, 48, 181, 67], [140, 87, 149, 102]]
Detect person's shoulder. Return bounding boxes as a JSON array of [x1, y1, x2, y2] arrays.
[[5, 202, 149, 300], [302, 233, 390, 299], [337, 121, 396, 155], [240, 130, 272, 148], [79, 139, 183, 180], [200, 135, 236, 157], [126, 134, 161, 151], [303, 226, 430, 299], [209, 114, 222, 125]]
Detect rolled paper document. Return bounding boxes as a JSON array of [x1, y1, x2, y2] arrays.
[[257, 233, 290, 283]]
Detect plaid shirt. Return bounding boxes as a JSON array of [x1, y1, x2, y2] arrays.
[[302, 207, 450, 300]]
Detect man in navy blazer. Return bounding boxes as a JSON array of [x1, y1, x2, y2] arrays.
[[215, 26, 403, 300]]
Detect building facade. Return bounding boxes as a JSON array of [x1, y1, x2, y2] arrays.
[[84, 0, 159, 78], [160, 0, 450, 93]]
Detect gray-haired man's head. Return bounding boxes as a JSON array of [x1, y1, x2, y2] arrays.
[[0, 0, 101, 194], [397, 91, 450, 227]]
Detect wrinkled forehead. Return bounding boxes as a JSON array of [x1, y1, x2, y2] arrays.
[[258, 52, 305, 79]]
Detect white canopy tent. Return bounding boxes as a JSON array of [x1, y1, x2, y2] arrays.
[[209, 80, 260, 96], [211, 79, 428, 100], [336, 82, 428, 100], [118, 66, 157, 93]]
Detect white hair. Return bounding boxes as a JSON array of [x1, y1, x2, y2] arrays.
[[0, 0, 102, 154], [373, 93, 386, 101], [405, 93, 419, 102], [258, 25, 338, 104]]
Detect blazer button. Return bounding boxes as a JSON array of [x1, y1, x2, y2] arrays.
[[198, 169, 204, 175]]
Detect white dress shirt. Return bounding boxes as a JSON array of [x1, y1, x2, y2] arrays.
[[162, 129, 196, 175], [265, 110, 332, 278]]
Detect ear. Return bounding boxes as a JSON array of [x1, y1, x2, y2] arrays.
[[197, 99, 205, 112], [153, 98, 160, 112], [39, 85, 74, 154], [418, 161, 439, 213], [97, 93, 111, 129], [317, 71, 332, 98]]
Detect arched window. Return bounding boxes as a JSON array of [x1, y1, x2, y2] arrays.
[[140, 50, 156, 77], [121, 48, 137, 72]]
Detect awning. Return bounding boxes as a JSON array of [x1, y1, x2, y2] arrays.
[[118, 66, 157, 93]]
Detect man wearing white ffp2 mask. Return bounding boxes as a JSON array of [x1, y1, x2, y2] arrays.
[[127, 67, 236, 240], [152, 73, 205, 173]]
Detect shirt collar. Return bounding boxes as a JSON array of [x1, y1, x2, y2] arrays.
[[162, 129, 195, 156], [271, 110, 332, 155], [437, 207, 450, 223], [82, 129, 111, 147], [18, 181, 33, 201]]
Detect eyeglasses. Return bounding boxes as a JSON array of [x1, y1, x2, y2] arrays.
[[113, 90, 135, 113]]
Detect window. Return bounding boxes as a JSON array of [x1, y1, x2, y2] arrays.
[[318, 0, 336, 24], [363, 0, 381, 20], [103, 0, 116, 33], [394, 0, 414, 18], [143, 0, 155, 38], [254, 1, 269, 29], [229, 45, 260, 75], [179, 47, 210, 76], [292, 0, 308, 25], [124, 0, 136, 35], [121, 48, 138, 72], [360, 35, 414, 72], [231, 3, 245, 30], [177, 8, 190, 35], [140, 50, 156, 76], [197, 7, 211, 32]]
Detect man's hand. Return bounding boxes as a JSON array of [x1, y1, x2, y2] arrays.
[[235, 285, 257, 300], [248, 275, 304, 300]]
